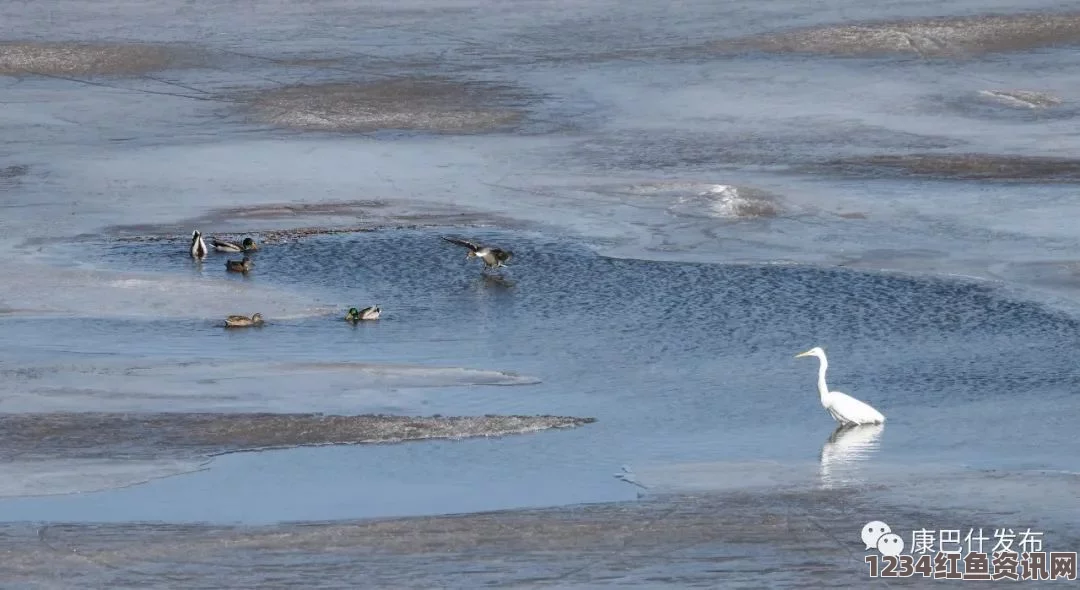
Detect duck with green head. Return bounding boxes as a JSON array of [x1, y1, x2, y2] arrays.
[[346, 306, 381, 321], [213, 237, 258, 253]]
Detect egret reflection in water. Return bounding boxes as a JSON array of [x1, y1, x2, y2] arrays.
[[819, 423, 884, 488], [613, 465, 649, 498]]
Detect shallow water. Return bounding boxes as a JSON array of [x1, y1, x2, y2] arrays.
[[6, 0, 1080, 585], [2, 228, 1079, 523]]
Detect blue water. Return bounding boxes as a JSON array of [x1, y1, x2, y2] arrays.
[[2, 228, 1078, 522]]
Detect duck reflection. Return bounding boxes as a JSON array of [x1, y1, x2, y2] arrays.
[[819, 423, 884, 488], [478, 273, 515, 290]]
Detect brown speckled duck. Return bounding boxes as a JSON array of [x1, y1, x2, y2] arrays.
[[224, 313, 263, 328], [225, 256, 253, 273]]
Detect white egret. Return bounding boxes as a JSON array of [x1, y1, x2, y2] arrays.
[[795, 346, 885, 426]]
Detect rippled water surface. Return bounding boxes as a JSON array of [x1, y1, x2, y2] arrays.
[[3, 229, 1079, 523]]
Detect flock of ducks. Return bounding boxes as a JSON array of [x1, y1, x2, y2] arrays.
[[195, 228, 878, 428], [188, 230, 512, 329]]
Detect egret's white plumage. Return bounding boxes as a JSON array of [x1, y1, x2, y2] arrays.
[[795, 346, 885, 426]]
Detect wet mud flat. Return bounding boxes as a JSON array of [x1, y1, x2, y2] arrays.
[[812, 153, 1080, 182], [0, 412, 594, 463], [0, 490, 870, 588], [0, 41, 203, 76], [712, 12, 1080, 57], [243, 78, 530, 134], [2, 468, 1077, 588], [0, 41, 564, 141], [98, 199, 525, 244], [0, 411, 596, 500]]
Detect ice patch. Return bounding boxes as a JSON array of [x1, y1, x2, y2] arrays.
[[0, 260, 326, 320], [978, 89, 1064, 109], [677, 184, 781, 219], [0, 361, 541, 413], [281, 363, 541, 386], [0, 458, 208, 498], [0, 411, 594, 499], [614, 181, 782, 219]]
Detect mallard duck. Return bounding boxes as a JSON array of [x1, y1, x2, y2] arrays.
[[346, 306, 381, 321], [442, 236, 512, 270], [224, 313, 263, 327], [190, 230, 208, 259], [212, 237, 258, 253], [225, 256, 253, 273]]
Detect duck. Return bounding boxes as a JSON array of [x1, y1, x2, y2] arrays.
[[225, 256, 253, 273], [190, 230, 208, 259], [224, 313, 264, 327], [442, 236, 512, 270], [346, 306, 381, 321], [212, 237, 258, 253]]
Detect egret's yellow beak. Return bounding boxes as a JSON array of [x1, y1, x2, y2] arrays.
[[794, 350, 812, 358]]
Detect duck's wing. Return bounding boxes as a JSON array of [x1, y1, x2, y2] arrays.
[[441, 236, 481, 252], [225, 315, 249, 322], [212, 239, 240, 250]]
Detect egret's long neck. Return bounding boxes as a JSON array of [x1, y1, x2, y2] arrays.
[[816, 355, 829, 403]]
